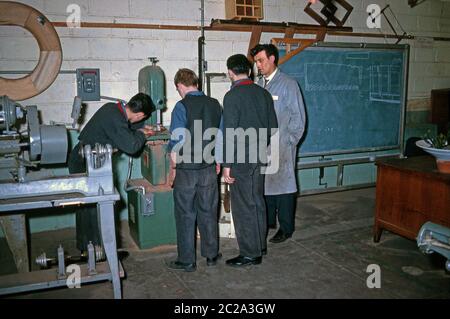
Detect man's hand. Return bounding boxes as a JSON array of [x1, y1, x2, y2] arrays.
[[139, 125, 157, 137], [223, 167, 235, 184], [168, 152, 177, 187], [168, 166, 176, 187], [216, 163, 221, 175]]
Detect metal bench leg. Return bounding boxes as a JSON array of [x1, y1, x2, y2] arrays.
[[0, 215, 29, 273], [97, 201, 122, 299]]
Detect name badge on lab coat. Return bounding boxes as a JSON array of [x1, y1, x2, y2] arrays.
[[272, 95, 279, 101]]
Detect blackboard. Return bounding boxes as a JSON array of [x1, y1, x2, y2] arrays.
[[279, 43, 409, 157]]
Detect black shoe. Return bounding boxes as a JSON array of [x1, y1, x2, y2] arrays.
[[167, 260, 196, 272], [226, 255, 262, 267], [118, 250, 130, 261], [268, 224, 277, 230], [261, 248, 267, 255], [206, 252, 222, 266], [269, 230, 292, 243]]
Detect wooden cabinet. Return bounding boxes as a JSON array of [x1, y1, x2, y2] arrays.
[[374, 156, 450, 242], [225, 0, 264, 21]]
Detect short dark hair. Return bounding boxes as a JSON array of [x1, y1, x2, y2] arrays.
[[127, 93, 155, 117], [174, 68, 198, 87], [250, 44, 279, 66], [226, 54, 252, 76]]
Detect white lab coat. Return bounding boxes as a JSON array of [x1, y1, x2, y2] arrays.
[[258, 70, 306, 195]]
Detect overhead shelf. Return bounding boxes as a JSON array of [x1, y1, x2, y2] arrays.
[[225, 0, 264, 21]]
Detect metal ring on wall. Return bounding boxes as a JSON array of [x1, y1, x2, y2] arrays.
[[0, 1, 62, 101]]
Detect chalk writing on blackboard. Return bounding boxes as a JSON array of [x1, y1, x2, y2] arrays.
[[305, 63, 362, 92], [370, 65, 401, 104]]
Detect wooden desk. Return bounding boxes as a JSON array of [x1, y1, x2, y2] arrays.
[[374, 156, 450, 242]]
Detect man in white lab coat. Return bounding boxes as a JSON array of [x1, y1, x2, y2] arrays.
[[250, 44, 307, 243]]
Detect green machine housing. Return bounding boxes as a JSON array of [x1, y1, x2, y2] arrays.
[[139, 57, 166, 126], [127, 58, 177, 249], [127, 177, 175, 249]]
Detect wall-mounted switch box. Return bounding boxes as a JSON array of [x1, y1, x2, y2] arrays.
[[76, 68, 100, 101]]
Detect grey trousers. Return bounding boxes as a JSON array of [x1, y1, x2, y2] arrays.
[[230, 164, 266, 258], [173, 165, 219, 264]]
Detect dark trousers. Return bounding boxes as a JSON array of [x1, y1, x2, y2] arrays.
[[230, 164, 266, 258], [266, 193, 297, 235], [68, 143, 102, 251], [173, 165, 219, 264]]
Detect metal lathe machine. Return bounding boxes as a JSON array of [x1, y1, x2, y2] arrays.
[[0, 1, 123, 298]]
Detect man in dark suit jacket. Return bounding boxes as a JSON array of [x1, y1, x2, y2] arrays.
[[222, 54, 278, 267], [68, 92, 155, 252]]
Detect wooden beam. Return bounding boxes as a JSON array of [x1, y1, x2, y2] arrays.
[[52, 21, 200, 31], [283, 27, 295, 52], [284, 27, 295, 38], [247, 26, 263, 60], [316, 29, 327, 41], [48, 21, 450, 42], [273, 26, 327, 66], [277, 39, 316, 65], [209, 20, 353, 33]]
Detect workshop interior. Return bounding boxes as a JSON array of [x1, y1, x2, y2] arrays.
[[0, 0, 449, 299]]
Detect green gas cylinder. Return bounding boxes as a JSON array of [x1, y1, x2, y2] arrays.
[[138, 57, 166, 126]]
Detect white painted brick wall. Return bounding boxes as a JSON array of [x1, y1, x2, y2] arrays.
[[414, 47, 435, 62], [205, 40, 234, 61], [88, 0, 130, 17], [279, 5, 296, 23], [89, 38, 129, 60], [206, 60, 228, 74], [1, 0, 450, 125], [232, 41, 250, 56], [57, 27, 113, 39], [432, 77, 450, 89], [44, 0, 89, 15], [395, 14, 418, 33], [101, 80, 138, 101], [167, 0, 201, 23], [111, 60, 148, 81], [204, 31, 249, 42], [0, 37, 39, 61], [444, 3, 450, 18], [128, 39, 164, 60], [418, 16, 440, 33], [152, 30, 189, 41], [15, 0, 45, 12], [446, 63, 450, 75], [60, 38, 90, 60], [440, 18, 450, 33], [0, 25, 35, 38], [435, 46, 450, 62], [205, 1, 226, 21], [414, 77, 434, 95], [130, 0, 168, 20], [0, 60, 39, 72], [263, 6, 280, 23], [164, 40, 198, 60]]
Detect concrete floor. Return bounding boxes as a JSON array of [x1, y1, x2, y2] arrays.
[[1, 187, 449, 299]]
